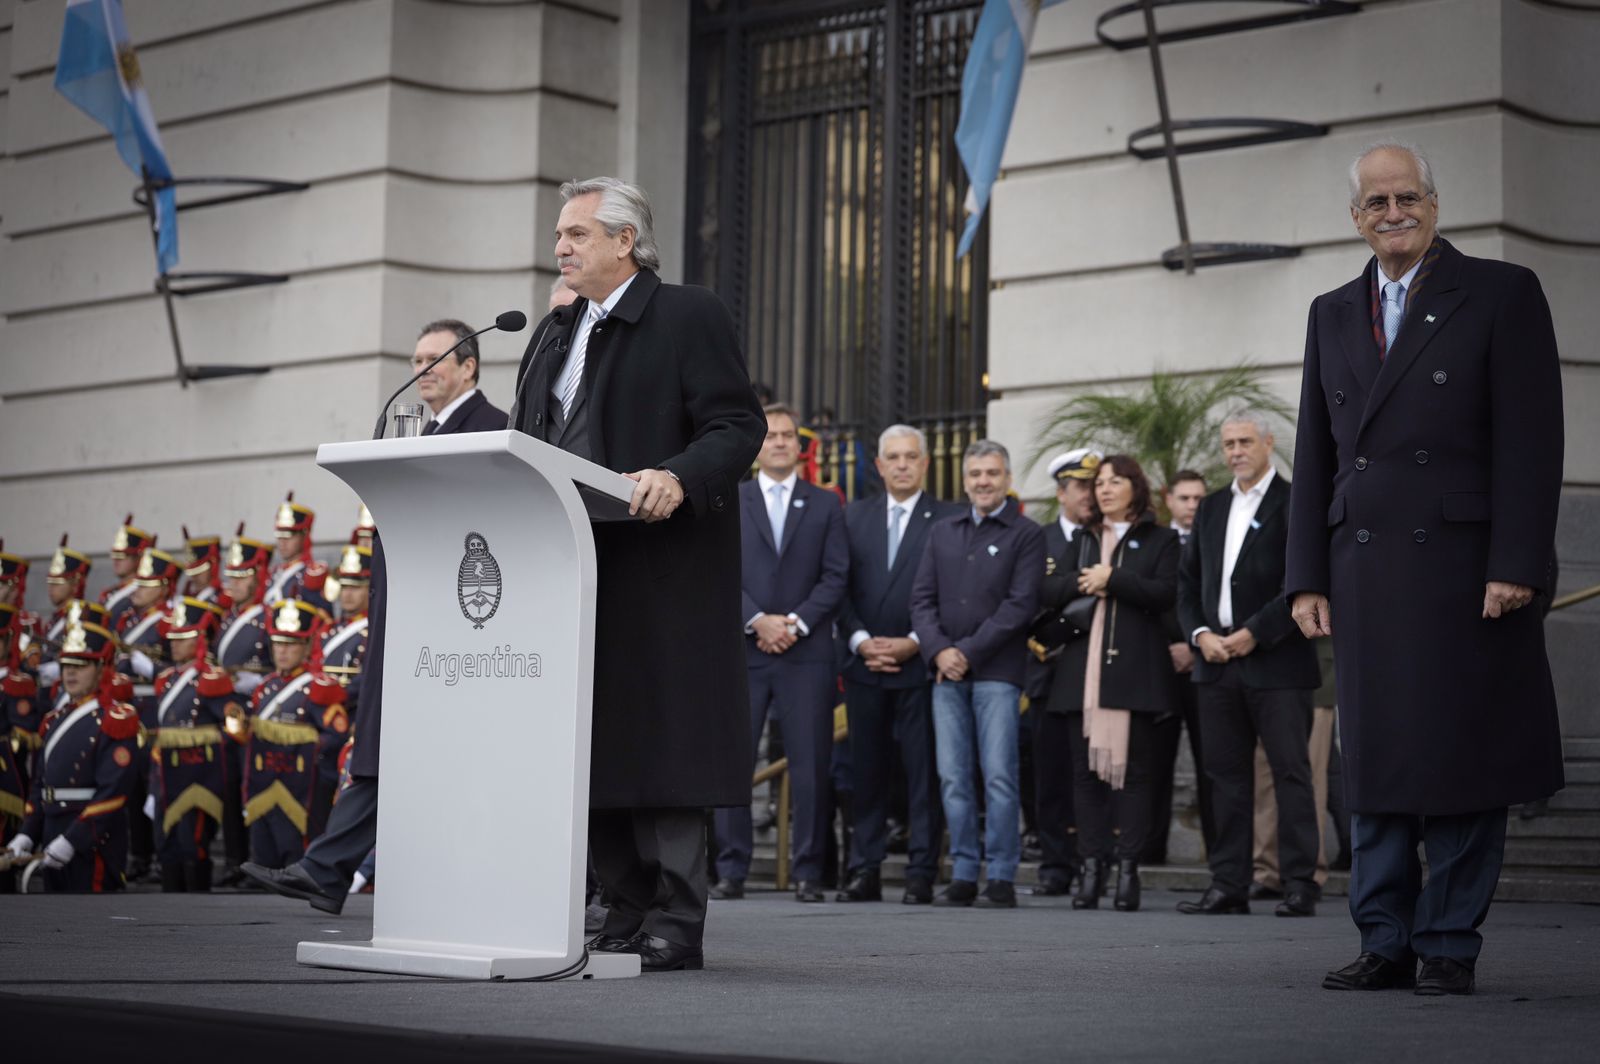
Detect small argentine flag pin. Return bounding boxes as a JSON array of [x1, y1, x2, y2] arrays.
[[1425, 314, 1436, 323]]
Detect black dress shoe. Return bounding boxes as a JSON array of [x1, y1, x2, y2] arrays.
[[1175, 887, 1249, 915], [836, 869, 882, 902], [1249, 882, 1283, 901], [1033, 876, 1073, 896], [586, 932, 635, 953], [794, 879, 825, 903], [1322, 951, 1416, 991], [975, 880, 1017, 908], [625, 932, 704, 972], [1113, 860, 1140, 912], [215, 862, 247, 888], [1415, 956, 1475, 996], [933, 879, 977, 907], [1073, 857, 1106, 910], [709, 877, 745, 900], [1275, 890, 1316, 917], [240, 861, 344, 914], [901, 877, 933, 905], [583, 900, 609, 935]]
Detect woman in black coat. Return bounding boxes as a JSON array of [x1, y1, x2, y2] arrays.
[[1040, 455, 1179, 911]]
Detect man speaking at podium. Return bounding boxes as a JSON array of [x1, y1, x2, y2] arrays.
[[510, 177, 765, 972]]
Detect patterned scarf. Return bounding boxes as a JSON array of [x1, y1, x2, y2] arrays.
[[1370, 236, 1442, 361]]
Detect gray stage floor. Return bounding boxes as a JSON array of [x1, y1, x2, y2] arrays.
[[4, 886, 1599, 1062]]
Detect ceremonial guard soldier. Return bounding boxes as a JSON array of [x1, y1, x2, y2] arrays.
[[181, 528, 227, 605], [119, 548, 182, 683], [151, 597, 232, 892], [215, 533, 275, 881], [37, 537, 93, 686], [101, 515, 157, 631], [4, 622, 143, 892], [2, 603, 39, 875], [0, 541, 27, 608], [241, 599, 349, 867], [265, 493, 329, 610], [352, 505, 376, 551], [309, 546, 370, 836]]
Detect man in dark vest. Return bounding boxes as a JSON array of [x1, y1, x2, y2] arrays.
[[1287, 142, 1564, 996]]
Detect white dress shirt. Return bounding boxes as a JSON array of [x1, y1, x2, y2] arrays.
[[427, 387, 479, 431], [849, 491, 923, 654], [747, 470, 809, 637], [1193, 466, 1277, 642], [552, 272, 638, 412]]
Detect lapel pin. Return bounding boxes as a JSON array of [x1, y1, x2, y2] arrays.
[[1425, 314, 1436, 323], [1128, 540, 1140, 550], [1250, 519, 1262, 530], [793, 499, 805, 509], [987, 545, 999, 557], [923, 511, 932, 519]]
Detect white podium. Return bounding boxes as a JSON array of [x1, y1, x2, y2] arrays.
[[297, 430, 641, 980]]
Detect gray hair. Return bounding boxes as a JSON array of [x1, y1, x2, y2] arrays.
[[559, 177, 661, 272], [963, 439, 1011, 471], [878, 424, 927, 456], [1220, 408, 1274, 439], [1348, 141, 1437, 206]]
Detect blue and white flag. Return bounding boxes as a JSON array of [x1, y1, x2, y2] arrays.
[[55, 0, 178, 273], [955, 0, 1064, 258]]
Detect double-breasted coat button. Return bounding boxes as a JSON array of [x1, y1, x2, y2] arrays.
[[1334, 391, 1345, 405], [1415, 450, 1429, 464], [1414, 529, 1428, 543], [1356, 529, 1371, 543], [1433, 370, 1447, 385], [712, 495, 726, 511], [1355, 457, 1369, 470]]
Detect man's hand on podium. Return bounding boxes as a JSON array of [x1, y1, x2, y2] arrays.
[[626, 469, 685, 523]]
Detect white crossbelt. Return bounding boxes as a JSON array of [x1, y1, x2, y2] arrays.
[[42, 699, 100, 771], [123, 610, 163, 645], [321, 617, 368, 659], [157, 667, 200, 727], [216, 603, 264, 664], [265, 561, 305, 604], [257, 672, 315, 722]]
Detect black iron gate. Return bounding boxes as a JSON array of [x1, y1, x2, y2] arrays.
[[687, 0, 988, 499]]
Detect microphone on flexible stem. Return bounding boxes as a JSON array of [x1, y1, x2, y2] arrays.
[[372, 310, 527, 440]]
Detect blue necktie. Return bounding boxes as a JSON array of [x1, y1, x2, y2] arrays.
[[887, 504, 906, 569], [768, 484, 787, 550], [1382, 280, 1405, 354]]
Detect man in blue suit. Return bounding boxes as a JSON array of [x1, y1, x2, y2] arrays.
[[836, 426, 960, 904], [713, 403, 848, 903]]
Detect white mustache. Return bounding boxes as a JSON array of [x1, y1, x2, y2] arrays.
[[557, 257, 579, 270], [1374, 219, 1419, 233]]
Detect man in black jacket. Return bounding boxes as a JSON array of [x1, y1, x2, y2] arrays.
[[1176, 411, 1320, 918], [242, 320, 509, 911]]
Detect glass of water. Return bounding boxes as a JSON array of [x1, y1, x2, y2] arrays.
[[392, 402, 425, 438]]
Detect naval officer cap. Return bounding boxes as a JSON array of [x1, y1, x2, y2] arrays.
[[1047, 448, 1103, 482]]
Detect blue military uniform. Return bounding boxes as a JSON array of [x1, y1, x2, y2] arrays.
[[263, 494, 329, 611], [36, 539, 94, 681], [13, 623, 143, 892], [242, 599, 349, 868], [100, 516, 157, 633], [214, 535, 275, 880], [2, 603, 39, 857], [309, 545, 370, 837]]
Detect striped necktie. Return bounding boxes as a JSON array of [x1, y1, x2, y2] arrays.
[[557, 304, 607, 418]]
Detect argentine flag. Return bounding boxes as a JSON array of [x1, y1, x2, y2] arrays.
[[55, 0, 178, 273], [955, 0, 1064, 258]]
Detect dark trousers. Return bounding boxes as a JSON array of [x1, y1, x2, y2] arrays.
[[1350, 808, 1507, 966], [248, 810, 304, 871], [221, 743, 248, 866], [1144, 681, 1214, 860], [297, 775, 378, 896], [1197, 665, 1317, 895], [1065, 710, 1157, 861], [42, 815, 126, 893], [715, 660, 835, 883], [1030, 702, 1079, 882], [592, 807, 709, 948], [844, 679, 941, 881]]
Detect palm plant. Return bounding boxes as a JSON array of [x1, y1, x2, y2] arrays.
[[1029, 366, 1295, 503]]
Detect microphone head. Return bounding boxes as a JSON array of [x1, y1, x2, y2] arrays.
[[496, 310, 528, 332]]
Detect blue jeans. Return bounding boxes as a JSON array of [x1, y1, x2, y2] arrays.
[[932, 679, 1021, 883]]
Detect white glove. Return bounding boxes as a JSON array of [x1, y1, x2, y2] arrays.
[[348, 871, 369, 895], [42, 835, 75, 870], [37, 661, 61, 686], [143, 794, 158, 821], [5, 834, 32, 858], [234, 672, 264, 696], [129, 650, 156, 679]]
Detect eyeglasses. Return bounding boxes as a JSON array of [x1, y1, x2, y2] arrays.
[[1358, 192, 1431, 215]]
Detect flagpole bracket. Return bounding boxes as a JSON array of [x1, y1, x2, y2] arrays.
[[1096, 0, 1358, 51], [1128, 118, 1328, 160], [133, 176, 310, 214], [1159, 242, 1301, 271]]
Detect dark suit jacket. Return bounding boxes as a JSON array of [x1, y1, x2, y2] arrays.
[[1022, 518, 1078, 700], [739, 478, 849, 668], [839, 492, 964, 689], [350, 393, 509, 778], [1285, 238, 1564, 814], [511, 269, 766, 808], [910, 503, 1045, 688], [1177, 473, 1318, 691]]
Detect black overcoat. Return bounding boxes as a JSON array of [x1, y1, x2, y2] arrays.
[[1040, 514, 1181, 715], [510, 270, 765, 808], [1285, 238, 1565, 815]]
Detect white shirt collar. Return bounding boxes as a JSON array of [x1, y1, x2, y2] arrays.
[[1382, 255, 1424, 293], [757, 470, 798, 495], [1231, 465, 1277, 501], [1170, 520, 1190, 535], [887, 491, 922, 521], [589, 272, 639, 321], [429, 387, 478, 429]]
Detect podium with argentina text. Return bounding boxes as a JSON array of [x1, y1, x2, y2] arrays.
[[297, 430, 642, 980]]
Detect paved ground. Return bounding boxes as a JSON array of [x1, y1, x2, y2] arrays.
[[4, 886, 1599, 1062]]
